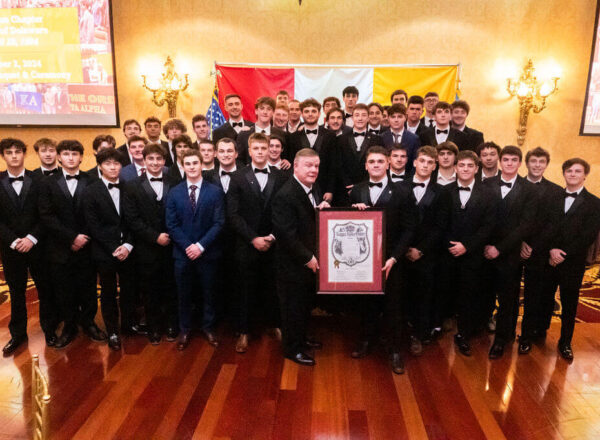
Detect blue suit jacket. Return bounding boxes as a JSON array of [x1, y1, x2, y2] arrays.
[[120, 164, 169, 183], [165, 179, 225, 261], [381, 130, 421, 171]]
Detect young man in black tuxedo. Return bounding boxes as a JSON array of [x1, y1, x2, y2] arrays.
[[438, 150, 496, 356], [162, 118, 187, 165], [267, 134, 292, 175], [202, 138, 241, 191], [322, 96, 341, 117], [272, 148, 331, 366], [391, 89, 408, 106], [476, 142, 501, 181], [524, 158, 600, 360], [144, 116, 172, 167], [484, 146, 537, 360], [518, 147, 563, 354], [432, 142, 459, 186], [419, 102, 468, 151], [0, 138, 58, 356], [405, 95, 428, 136], [273, 104, 289, 131], [342, 85, 359, 127], [348, 146, 416, 374], [388, 144, 413, 183], [226, 133, 288, 353], [123, 143, 179, 345], [31, 138, 60, 178], [323, 108, 350, 137], [213, 94, 254, 144], [288, 98, 337, 204], [401, 146, 450, 356], [83, 148, 137, 351], [367, 102, 389, 136], [192, 114, 210, 150], [381, 104, 421, 170], [87, 134, 116, 180], [287, 99, 303, 133], [39, 140, 106, 349], [451, 100, 484, 152], [199, 139, 217, 171], [116, 119, 142, 166], [423, 92, 439, 128], [166, 134, 195, 184]]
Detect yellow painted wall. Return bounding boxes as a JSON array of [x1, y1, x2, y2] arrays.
[[1, 0, 599, 191]]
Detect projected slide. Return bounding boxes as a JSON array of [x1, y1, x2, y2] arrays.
[[0, 0, 118, 127]]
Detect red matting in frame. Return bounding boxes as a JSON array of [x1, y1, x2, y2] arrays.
[[317, 208, 385, 295]]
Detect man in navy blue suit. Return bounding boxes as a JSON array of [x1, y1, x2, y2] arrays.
[[381, 104, 420, 172], [166, 149, 225, 350]]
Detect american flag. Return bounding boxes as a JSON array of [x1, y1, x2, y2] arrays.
[[206, 86, 226, 139]]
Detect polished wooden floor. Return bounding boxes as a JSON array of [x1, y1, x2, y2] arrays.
[[2, 298, 600, 440]]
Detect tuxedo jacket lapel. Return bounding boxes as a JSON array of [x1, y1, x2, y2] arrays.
[[141, 177, 157, 201], [57, 175, 72, 201], [502, 178, 522, 215], [566, 189, 586, 217], [313, 131, 325, 153], [1, 175, 20, 210], [73, 176, 88, 211], [243, 166, 263, 200], [375, 183, 393, 206], [20, 174, 32, 209], [419, 183, 436, 208], [262, 172, 277, 203], [99, 184, 119, 217]]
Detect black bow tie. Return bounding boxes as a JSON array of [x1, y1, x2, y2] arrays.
[[458, 186, 471, 192], [220, 171, 233, 177], [436, 129, 448, 135], [368, 129, 379, 134], [305, 129, 318, 135], [108, 182, 121, 190], [564, 192, 578, 199], [8, 176, 24, 183], [65, 174, 80, 180], [232, 122, 243, 128], [391, 173, 406, 179], [354, 131, 366, 137], [149, 177, 163, 182], [254, 168, 269, 174], [369, 181, 383, 188], [412, 182, 425, 188], [345, 113, 352, 118], [500, 181, 512, 188], [43, 168, 59, 176]]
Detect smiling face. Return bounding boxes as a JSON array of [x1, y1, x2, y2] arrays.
[[326, 110, 344, 131], [451, 107, 468, 127], [273, 108, 289, 129], [352, 108, 369, 131], [365, 153, 389, 180], [456, 158, 478, 184], [128, 140, 146, 163], [368, 106, 382, 127], [37, 144, 57, 168], [144, 152, 165, 176], [302, 106, 320, 127], [268, 138, 283, 162], [123, 122, 141, 140], [564, 163, 587, 189], [527, 155, 548, 180], [500, 154, 521, 178], [225, 96, 242, 119], [193, 120, 210, 141], [183, 154, 202, 180], [294, 155, 320, 186], [216, 141, 237, 168]]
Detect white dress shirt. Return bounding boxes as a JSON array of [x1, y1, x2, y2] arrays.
[[230, 119, 244, 134], [102, 177, 133, 252], [500, 175, 518, 199], [412, 177, 429, 204], [437, 171, 456, 186], [344, 112, 354, 127], [564, 186, 584, 213], [252, 163, 269, 191], [176, 161, 185, 179], [187, 179, 205, 252], [353, 129, 366, 151], [295, 175, 316, 207], [304, 125, 318, 148], [147, 173, 163, 200], [458, 179, 475, 208], [63, 170, 79, 196], [390, 170, 407, 183], [219, 166, 236, 193], [369, 176, 388, 205], [435, 125, 450, 144], [255, 125, 271, 135], [527, 175, 542, 184], [8, 170, 38, 249], [406, 123, 419, 134]]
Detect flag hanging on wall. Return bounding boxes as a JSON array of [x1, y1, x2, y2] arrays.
[[215, 63, 460, 121]]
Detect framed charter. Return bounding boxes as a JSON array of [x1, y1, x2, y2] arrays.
[[317, 208, 385, 295]]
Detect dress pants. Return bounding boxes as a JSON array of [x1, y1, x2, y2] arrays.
[[520, 254, 548, 339], [490, 254, 522, 344], [404, 255, 435, 340], [174, 258, 218, 333], [96, 257, 136, 335]]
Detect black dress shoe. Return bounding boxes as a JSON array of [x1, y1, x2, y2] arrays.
[[2, 337, 27, 356], [149, 332, 161, 345], [45, 333, 57, 347], [203, 330, 219, 347], [454, 333, 472, 356], [122, 324, 147, 336], [558, 343, 574, 361], [165, 327, 179, 342], [305, 339, 322, 350], [177, 332, 190, 351], [286, 352, 315, 366], [518, 338, 532, 355], [351, 341, 371, 359], [84, 324, 107, 342], [54, 331, 77, 349], [489, 342, 505, 360], [390, 352, 405, 375], [108, 334, 121, 351]]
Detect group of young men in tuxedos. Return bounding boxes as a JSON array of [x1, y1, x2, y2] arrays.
[[1, 86, 599, 377]]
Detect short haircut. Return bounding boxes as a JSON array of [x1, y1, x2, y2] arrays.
[[289, 99, 300, 105], [224, 93, 241, 102], [368, 102, 383, 113], [451, 100, 470, 114], [424, 92, 439, 99], [476, 141, 501, 156], [275, 104, 289, 113], [294, 147, 319, 162], [366, 146, 389, 159], [182, 149, 201, 161], [56, 140, 84, 155], [255, 96, 276, 110], [387, 104, 407, 117], [391, 89, 408, 101], [525, 147, 550, 164], [143, 143, 166, 159], [92, 134, 114, 152], [353, 103, 369, 114], [216, 137, 236, 149], [162, 118, 187, 135], [276, 90, 289, 97], [269, 134, 285, 148], [343, 85, 359, 97], [0, 138, 27, 154], [416, 145, 438, 160], [323, 96, 341, 108], [300, 98, 322, 112], [198, 139, 215, 150], [434, 101, 451, 112], [500, 145, 522, 161], [407, 95, 424, 106], [326, 108, 344, 120], [127, 135, 149, 146], [33, 137, 57, 152], [96, 147, 123, 165], [562, 158, 591, 175], [383, 105, 391, 112], [436, 141, 459, 156], [123, 119, 141, 130], [248, 132, 269, 147], [192, 114, 207, 127], [457, 150, 479, 165], [172, 134, 193, 149], [391, 143, 409, 152], [144, 116, 161, 126]]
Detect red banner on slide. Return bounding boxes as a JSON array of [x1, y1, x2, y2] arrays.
[[216, 66, 294, 121]]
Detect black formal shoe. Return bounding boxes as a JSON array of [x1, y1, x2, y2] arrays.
[[518, 338, 532, 355], [429, 327, 442, 340], [488, 342, 505, 360], [177, 332, 191, 351], [165, 327, 179, 342], [305, 339, 322, 350], [409, 336, 423, 356], [203, 330, 219, 347], [84, 324, 107, 342], [454, 333, 472, 356], [108, 334, 121, 351], [286, 352, 315, 366], [149, 332, 161, 345], [558, 343, 574, 361], [390, 352, 405, 375], [45, 333, 57, 347], [2, 337, 27, 356], [351, 340, 371, 359], [122, 324, 147, 336], [54, 331, 77, 349]]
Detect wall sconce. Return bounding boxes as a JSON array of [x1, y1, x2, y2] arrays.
[[141, 56, 189, 117], [506, 59, 559, 147]]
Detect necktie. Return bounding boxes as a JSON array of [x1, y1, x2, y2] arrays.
[[108, 182, 121, 190], [391, 173, 406, 180], [66, 174, 80, 180], [369, 181, 383, 188], [500, 181, 512, 188], [564, 192, 577, 198], [43, 168, 59, 176], [412, 182, 425, 188], [9, 176, 24, 183], [139, 167, 146, 176], [232, 122, 243, 128], [458, 186, 471, 192], [189, 184, 198, 211], [428, 119, 434, 127], [436, 129, 448, 134], [354, 131, 366, 137], [254, 168, 269, 174], [305, 129, 318, 135], [393, 133, 401, 143], [150, 177, 163, 182]]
